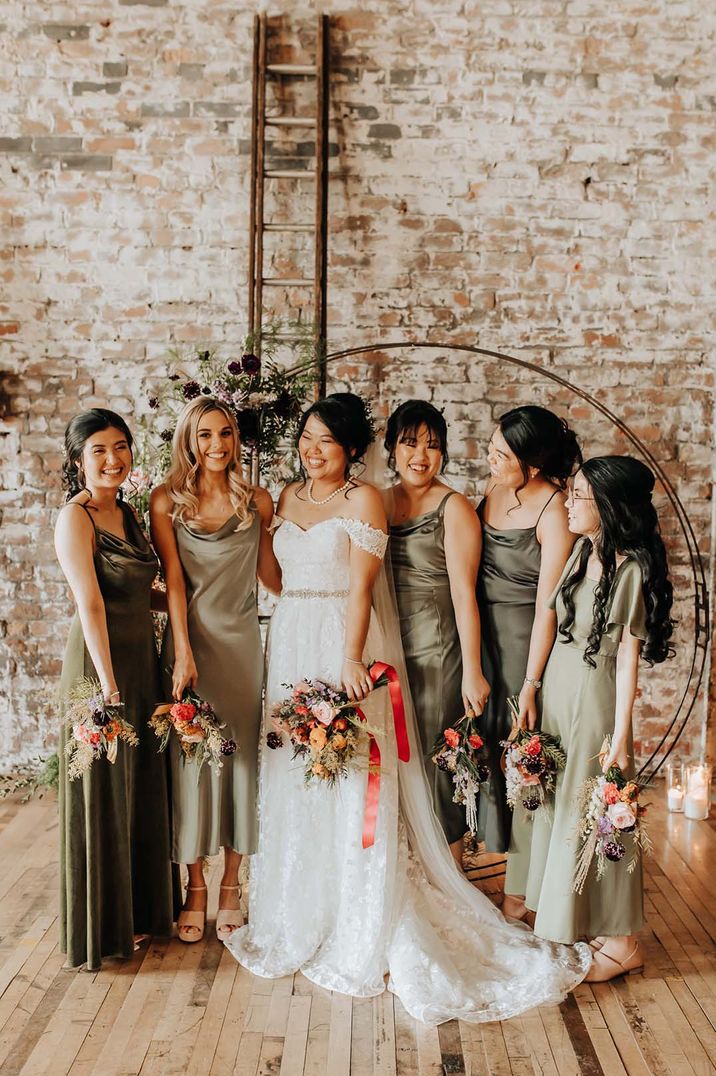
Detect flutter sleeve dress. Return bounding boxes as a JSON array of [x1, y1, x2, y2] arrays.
[[525, 543, 647, 944]]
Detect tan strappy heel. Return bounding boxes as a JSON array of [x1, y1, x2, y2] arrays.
[[177, 885, 207, 943], [216, 884, 244, 940]]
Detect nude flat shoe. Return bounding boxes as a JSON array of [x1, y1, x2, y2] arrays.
[[177, 884, 207, 943], [216, 884, 244, 940], [585, 942, 644, 982]]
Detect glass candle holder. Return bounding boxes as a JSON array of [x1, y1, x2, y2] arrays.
[[666, 761, 685, 813], [684, 763, 712, 821]]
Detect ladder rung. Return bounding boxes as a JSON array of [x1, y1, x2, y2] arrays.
[[266, 63, 317, 75], [264, 223, 314, 232], [264, 116, 317, 127], [264, 169, 316, 179], [263, 277, 314, 287]]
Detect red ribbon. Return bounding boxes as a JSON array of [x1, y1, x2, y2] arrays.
[[358, 661, 411, 850]]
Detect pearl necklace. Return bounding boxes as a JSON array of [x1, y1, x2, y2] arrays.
[[307, 478, 352, 505]]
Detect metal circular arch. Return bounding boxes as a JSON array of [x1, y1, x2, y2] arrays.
[[303, 339, 711, 783]]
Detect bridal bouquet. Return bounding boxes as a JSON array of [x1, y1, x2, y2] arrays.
[[266, 674, 386, 788], [149, 688, 236, 777], [63, 677, 138, 780], [501, 696, 566, 814], [573, 737, 651, 894], [431, 714, 491, 835]]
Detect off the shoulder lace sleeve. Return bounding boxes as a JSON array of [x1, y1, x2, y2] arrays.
[[337, 518, 388, 560]]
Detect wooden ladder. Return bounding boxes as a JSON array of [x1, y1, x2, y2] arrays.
[[248, 13, 329, 393]]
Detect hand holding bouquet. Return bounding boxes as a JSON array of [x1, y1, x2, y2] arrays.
[[150, 688, 237, 777], [573, 736, 651, 894], [431, 714, 491, 835], [267, 669, 390, 787], [63, 677, 138, 780], [501, 696, 566, 814]]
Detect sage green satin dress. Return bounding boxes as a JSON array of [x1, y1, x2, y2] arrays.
[[525, 546, 646, 944], [162, 510, 263, 863], [476, 497, 554, 892], [59, 501, 175, 971], [390, 491, 466, 845]]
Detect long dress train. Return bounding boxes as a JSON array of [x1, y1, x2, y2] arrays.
[[225, 516, 590, 1025]]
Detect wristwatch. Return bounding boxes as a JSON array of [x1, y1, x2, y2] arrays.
[[523, 676, 542, 689]]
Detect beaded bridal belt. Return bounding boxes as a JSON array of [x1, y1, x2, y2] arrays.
[[282, 588, 349, 600]]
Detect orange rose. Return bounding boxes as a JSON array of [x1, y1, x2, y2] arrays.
[[331, 733, 348, 750], [312, 761, 329, 778], [333, 716, 348, 732], [309, 726, 328, 750]]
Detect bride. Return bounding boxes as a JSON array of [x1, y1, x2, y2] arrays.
[[225, 392, 591, 1024]]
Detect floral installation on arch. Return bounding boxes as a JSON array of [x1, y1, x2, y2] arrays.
[[125, 320, 321, 524]]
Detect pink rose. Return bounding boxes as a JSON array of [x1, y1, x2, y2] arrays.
[[524, 736, 541, 757], [293, 681, 312, 697], [311, 700, 336, 726], [607, 802, 637, 830]]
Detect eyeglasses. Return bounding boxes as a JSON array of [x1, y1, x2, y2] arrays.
[[566, 482, 594, 501]]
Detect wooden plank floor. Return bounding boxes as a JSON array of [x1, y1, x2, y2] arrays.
[[0, 790, 714, 1075]]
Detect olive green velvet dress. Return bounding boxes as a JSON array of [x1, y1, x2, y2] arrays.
[[162, 510, 263, 863], [390, 491, 466, 845], [475, 494, 558, 891], [525, 543, 646, 944], [59, 501, 175, 971]]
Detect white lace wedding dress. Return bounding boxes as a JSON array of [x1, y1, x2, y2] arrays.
[[225, 516, 591, 1025]]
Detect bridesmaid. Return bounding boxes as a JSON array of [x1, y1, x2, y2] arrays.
[[385, 400, 490, 868], [150, 397, 280, 943], [55, 409, 174, 970], [476, 405, 581, 918], [525, 457, 674, 980]]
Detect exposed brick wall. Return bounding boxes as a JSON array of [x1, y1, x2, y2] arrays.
[[1, 1, 714, 769]]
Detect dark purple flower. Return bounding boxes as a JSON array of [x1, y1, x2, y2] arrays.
[[168, 373, 181, 381], [475, 762, 491, 784], [183, 380, 201, 400], [604, 840, 626, 862], [523, 755, 546, 776], [522, 792, 542, 811], [220, 738, 237, 756], [200, 700, 213, 714], [266, 731, 283, 750], [160, 428, 173, 443], [237, 409, 259, 444], [202, 385, 212, 395], [274, 389, 294, 419], [148, 397, 159, 410], [435, 753, 451, 772], [241, 352, 261, 374], [92, 707, 109, 728], [227, 360, 242, 375]]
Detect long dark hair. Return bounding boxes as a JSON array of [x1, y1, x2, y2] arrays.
[[559, 455, 674, 667], [62, 408, 133, 502], [498, 406, 582, 505], [384, 399, 449, 472], [295, 392, 374, 485]]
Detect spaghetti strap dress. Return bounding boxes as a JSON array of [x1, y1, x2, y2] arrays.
[[390, 491, 466, 845], [161, 510, 263, 863], [475, 491, 559, 888], [58, 500, 174, 970]]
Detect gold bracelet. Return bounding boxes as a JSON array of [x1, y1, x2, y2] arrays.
[[344, 657, 365, 665]]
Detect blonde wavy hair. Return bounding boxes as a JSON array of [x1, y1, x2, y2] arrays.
[[165, 397, 254, 531]]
